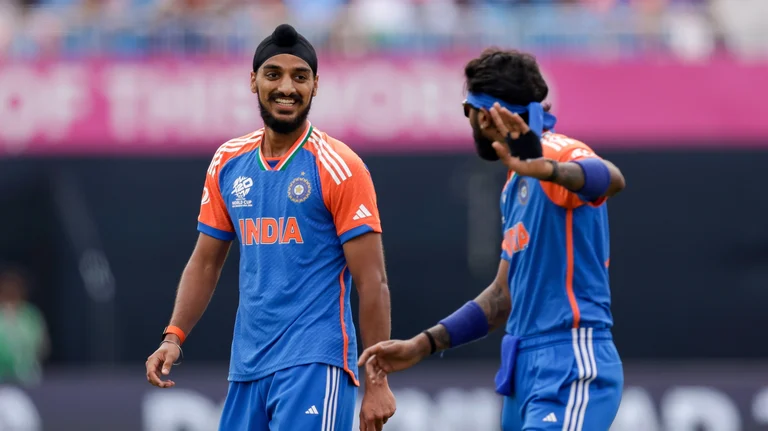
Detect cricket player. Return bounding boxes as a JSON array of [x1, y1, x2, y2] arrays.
[[358, 48, 627, 431], [145, 24, 396, 431]]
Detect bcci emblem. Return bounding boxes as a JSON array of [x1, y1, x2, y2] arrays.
[[231, 176, 254, 208], [517, 178, 529, 205], [288, 177, 311, 203]]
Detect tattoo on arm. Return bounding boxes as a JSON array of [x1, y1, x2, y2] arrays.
[[552, 162, 586, 192], [424, 324, 452, 353], [474, 280, 512, 331], [423, 280, 512, 354]]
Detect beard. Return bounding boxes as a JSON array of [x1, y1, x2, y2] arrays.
[[472, 124, 500, 161], [259, 94, 313, 134]]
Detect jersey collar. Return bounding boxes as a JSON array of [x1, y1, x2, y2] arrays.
[[256, 122, 314, 171]]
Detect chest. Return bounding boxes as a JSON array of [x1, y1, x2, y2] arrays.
[[219, 151, 330, 242], [501, 175, 543, 225]]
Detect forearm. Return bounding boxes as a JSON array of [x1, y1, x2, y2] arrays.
[[164, 258, 222, 342], [474, 279, 512, 331], [420, 280, 511, 354], [358, 282, 391, 349]]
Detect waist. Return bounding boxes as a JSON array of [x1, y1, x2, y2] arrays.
[[516, 328, 612, 351]]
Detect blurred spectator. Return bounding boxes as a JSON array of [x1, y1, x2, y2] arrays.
[[0, 267, 49, 387], [710, 0, 768, 60], [0, 0, 765, 60]]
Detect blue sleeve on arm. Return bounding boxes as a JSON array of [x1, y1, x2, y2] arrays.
[[439, 301, 490, 348], [198, 222, 237, 241], [339, 224, 374, 244], [574, 158, 611, 202]]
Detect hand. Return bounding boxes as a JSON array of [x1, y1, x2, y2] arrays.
[[487, 103, 556, 179], [145, 340, 181, 388], [357, 337, 430, 375], [490, 140, 556, 180], [359, 366, 396, 431], [489, 102, 530, 140]]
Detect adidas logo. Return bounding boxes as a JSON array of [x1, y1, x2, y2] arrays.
[[305, 405, 319, 415], [352, 204, 373, 221], [543, 412, 557, 423]]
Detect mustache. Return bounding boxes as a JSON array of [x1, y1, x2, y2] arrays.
[[269, 93, 302, 103]]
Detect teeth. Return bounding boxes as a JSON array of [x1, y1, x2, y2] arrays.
[[275, 98, 295, 106]]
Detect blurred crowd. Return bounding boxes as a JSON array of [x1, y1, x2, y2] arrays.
[[0, 0, 766, 60]]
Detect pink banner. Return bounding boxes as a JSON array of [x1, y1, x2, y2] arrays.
[[1, 56, 767, 156]]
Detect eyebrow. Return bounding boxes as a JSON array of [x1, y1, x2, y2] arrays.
[[262, 64, 312, 74]]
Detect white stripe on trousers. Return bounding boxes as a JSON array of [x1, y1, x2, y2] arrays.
[[562, 328, 597, 431], [321, 366, 342, 431]]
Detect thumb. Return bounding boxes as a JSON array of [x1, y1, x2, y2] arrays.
[[492, 142, 512, 161], [162, 352, 175, 375], [358, 345, 380, 367], [492, 142, 519, 170]]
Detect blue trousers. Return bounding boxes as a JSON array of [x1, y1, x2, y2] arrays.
[[498, 328, 624, 431], [219, 363, 357, 431]]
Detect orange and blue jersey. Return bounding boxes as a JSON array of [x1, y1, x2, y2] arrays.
[[197, 122, 380, 385], [500, 131, 613, 337]]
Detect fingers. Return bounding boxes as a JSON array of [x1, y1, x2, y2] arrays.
[[358, 340, 399, 367], [492, 142, 521, 171], [491, 142, 511, 161], [365, 356, 389, 381], [489, 103, 529, 139], [361, 413, 375, 431], [358, 345, 380, 367], [360, 414, 384, 431], [146, 353, 175, 388], [488, 105, 509, 137], [146, 355, 163, 387]]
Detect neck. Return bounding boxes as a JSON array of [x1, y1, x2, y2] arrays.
[[262, 121, 308, 157]]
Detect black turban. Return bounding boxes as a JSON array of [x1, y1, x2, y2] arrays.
[[253, 24, 318, 76]]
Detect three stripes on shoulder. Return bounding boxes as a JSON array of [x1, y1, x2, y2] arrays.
[[310, 131, 352, 186]]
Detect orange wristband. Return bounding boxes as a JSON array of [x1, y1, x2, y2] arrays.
[[162, 325, 187, 345]]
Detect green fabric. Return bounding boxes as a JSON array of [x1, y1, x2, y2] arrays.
[[0, 303, 46, 385]]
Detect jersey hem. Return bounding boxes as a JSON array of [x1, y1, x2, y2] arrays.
[[227, 355, 358, 383]]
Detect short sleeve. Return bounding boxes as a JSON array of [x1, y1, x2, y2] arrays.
[[319, 152, 382, 244], [197, 157, 236, 241], [501, 238, 513, 261], [540, 134, 607, 209]]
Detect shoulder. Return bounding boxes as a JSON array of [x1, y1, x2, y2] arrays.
[[207, 129, 263, 179], [306, 128, 368, 185], [541, 132, 599, 162]]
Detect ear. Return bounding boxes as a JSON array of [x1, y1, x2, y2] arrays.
[[312, 74, 319, 97], [477, 109, 504, 142], [250, 71, 257, 94], [476, 109, 492, 129]]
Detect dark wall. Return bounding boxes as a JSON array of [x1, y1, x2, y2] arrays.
[[1, 148, 767, 364]]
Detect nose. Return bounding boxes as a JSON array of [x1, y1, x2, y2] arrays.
[[277, 75, 296, 96]]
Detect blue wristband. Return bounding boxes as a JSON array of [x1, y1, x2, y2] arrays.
[[438, 301, 489, 348], [574, 158, 610, 201]]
